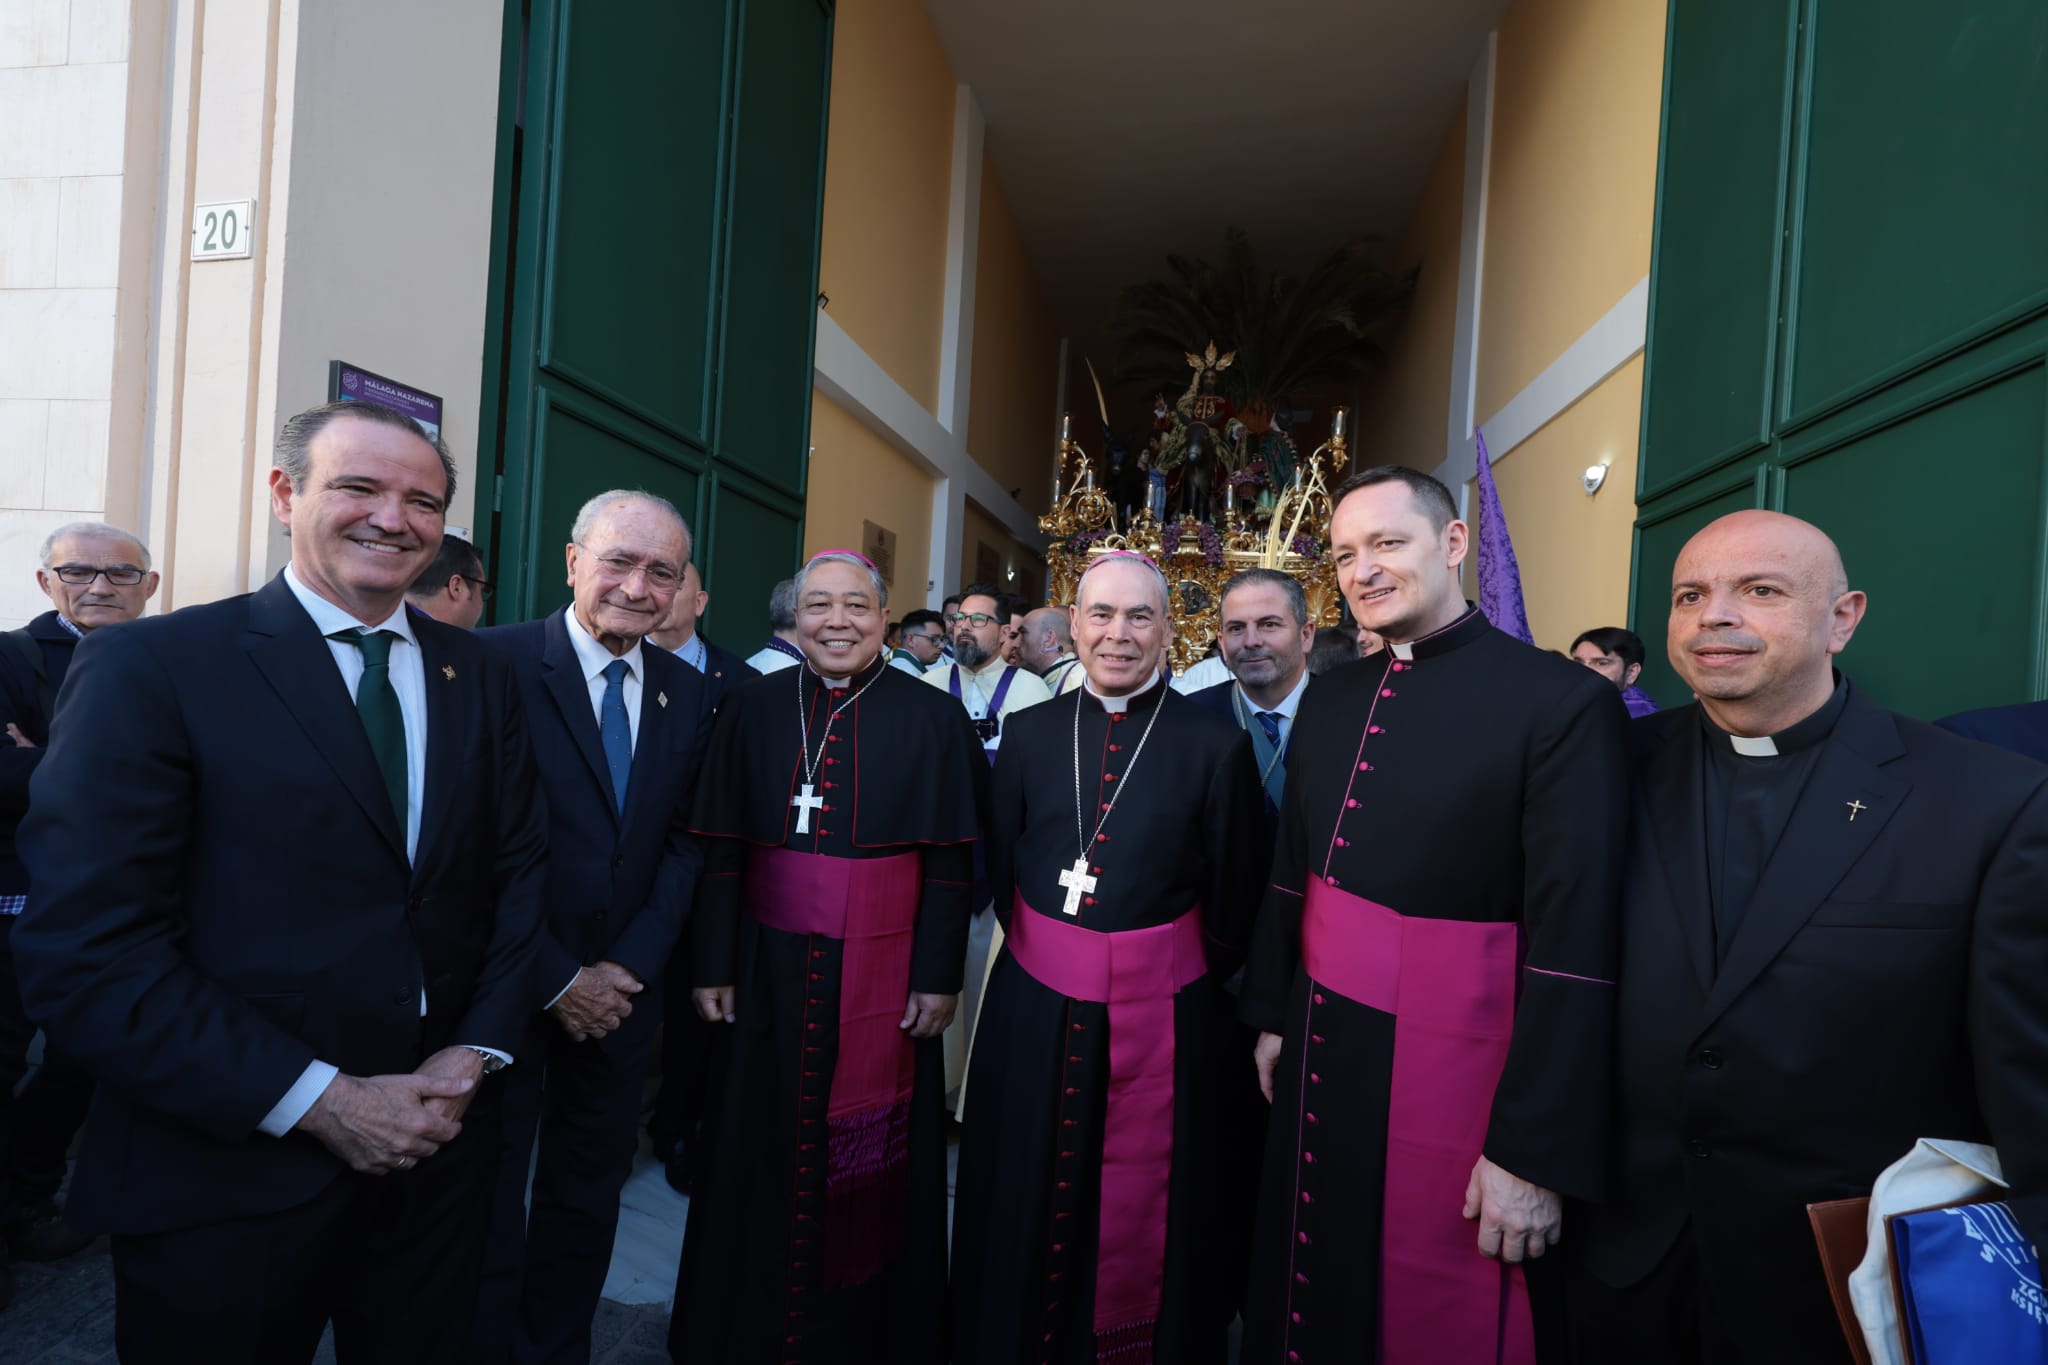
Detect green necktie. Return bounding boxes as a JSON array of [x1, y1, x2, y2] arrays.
[[334, 629, 408, 830]]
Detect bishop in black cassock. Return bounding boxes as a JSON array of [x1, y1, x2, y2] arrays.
[[669, 553, 984, 1365], [1240, 469, 1627, 1365], [951, 554, 1267, 1365]]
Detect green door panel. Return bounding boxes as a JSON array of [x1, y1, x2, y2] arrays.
[[539, 0, 729, 444], [1637, 0, 1798, 498], [1634, 0, 2048, 719], [1784, 1, 2048, 422], [486, 0, 833, 636], [717, 0, 833, 496], [1781, 366, 2045, 716]]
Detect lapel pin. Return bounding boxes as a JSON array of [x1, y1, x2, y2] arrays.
[[657, 691, 668, 709], [442, 665, 457, 681], [1846, 798, 1868, 822]]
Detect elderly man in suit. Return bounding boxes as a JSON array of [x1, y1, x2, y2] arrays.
[[1570, 511, 2048, 1365], [474, 490, 710, 1362], [13, 399, 547, 1363]]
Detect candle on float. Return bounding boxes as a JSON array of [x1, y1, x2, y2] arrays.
[[1332, 406, 1348, 439]]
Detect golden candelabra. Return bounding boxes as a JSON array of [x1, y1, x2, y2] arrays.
[[1040, 409, 1353, 673]]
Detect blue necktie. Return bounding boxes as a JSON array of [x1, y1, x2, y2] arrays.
[[600, 658, 632, 815], [1255, 711, 1284, 749]]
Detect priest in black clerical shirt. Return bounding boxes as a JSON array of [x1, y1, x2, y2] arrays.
[[669, 551, 984, 1365], [1570, 510, 2048, 1365], [952, 552, 1266, 1365]]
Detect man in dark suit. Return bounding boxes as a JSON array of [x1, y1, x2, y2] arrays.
[[0, 522, 162, 1299], [13, 399, 547, 1363], [473, 490, 710, 1362], [1570, 511, 2048, 1365], [644, 559, 757, 1193], [1935, 698, 2048, 764]]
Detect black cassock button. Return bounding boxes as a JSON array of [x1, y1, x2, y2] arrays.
[[1687, 1139, 1711, 1158], [1699, 1050, 1723, 1070]]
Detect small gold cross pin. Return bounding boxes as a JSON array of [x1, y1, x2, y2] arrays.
[[1847, 799, 1867, 822], [442, 665, 456, 681], [657, 691, 668, 708]]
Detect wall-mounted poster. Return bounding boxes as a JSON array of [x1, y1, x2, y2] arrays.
[[329, 361, 444, 442]]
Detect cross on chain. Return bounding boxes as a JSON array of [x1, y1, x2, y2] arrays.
[[1057, 855, 1098, 917], [1846, 798, 1867, 822], [791, 783, 825, 833]]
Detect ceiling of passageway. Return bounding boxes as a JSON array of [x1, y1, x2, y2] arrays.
[[923, 0, 1506, 346]]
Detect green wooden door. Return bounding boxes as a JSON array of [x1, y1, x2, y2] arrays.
[[1632, 0, 2048, 718], [480, 0, 833, 643]]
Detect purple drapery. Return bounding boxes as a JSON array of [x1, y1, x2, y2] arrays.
[[1473, 429, 1534, 645]]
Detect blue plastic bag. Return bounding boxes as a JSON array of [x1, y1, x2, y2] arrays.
[[1892, 1200, 2048, 1364]]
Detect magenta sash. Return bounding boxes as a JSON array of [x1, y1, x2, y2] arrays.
[[1006, 896, 1208, 1365], [746, 846, 921, 1288], [1299, 874, 1534, 1365]]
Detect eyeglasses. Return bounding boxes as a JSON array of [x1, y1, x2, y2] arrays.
[[906, 632, 944, 645], [946, 612, 998, 627], [51, 565, 146, 586], [594, 553, 681, 589], [458, 573, 495, 601]]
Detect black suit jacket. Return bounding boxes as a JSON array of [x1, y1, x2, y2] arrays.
[[0, 610, 78, 896], [1580, 683, 2048, 1361], [1186, 677, 1299, 847], [476, 610, 709, 1024], [696, 635, 758, 713], [13, 575, 548, 1236], [1936, 698, 2048, 765]]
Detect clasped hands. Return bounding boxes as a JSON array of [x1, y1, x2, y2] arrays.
[[692, 985, 958, 1039], [551, 961, 643, 1042], [293, 1044, 483, 1175], [1255, 1031, 1561, 1263]]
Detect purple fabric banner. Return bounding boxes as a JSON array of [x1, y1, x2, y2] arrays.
[[1473, 429, 1534, 645]]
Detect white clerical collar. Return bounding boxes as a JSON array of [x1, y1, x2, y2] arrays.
[[1085, 672, 1162, 715], [563, 606, 643, 685], [1237, 668, 1310, 721], [1728, 733, 1778, 757], [1389, 641, 1415, 661], [283, 561, 417, 645]]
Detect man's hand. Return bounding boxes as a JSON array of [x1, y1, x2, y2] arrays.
[[294, 1071, 470, 1174], [5, 723, 33, 748], [550, 962, 641, 1041], [1462, 1154, 1561, 1262], [414, 1045, 486, 1124], [1254, 1031, 1283, 1102], [694, 985, 738, 1024], [900, 992, 957, 1039]]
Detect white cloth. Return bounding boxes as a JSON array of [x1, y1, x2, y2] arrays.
[[922, 657, 1053, 753], [1170, 655, 1232, 694], [746, 642, 802, 674], [1850, 1138, 2008, 1365], [562, 608, 644, 749], [261, 565, 510, 1139], [1083, 672, 1163, 715], [1041, 654, 1087, 696]]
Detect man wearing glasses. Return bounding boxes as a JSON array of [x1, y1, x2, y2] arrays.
[[0, 522, 160, 1307], [892, 608, 947, 675], [921, 584, 1052, 760], [404, 533, 490, 629]]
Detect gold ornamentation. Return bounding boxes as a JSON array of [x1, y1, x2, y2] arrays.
[[442, 665, 456, 681]]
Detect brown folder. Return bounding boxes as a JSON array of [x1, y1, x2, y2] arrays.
[[1807, 1197, 1876, 1365]]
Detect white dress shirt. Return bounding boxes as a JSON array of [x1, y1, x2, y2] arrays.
[[563, 608, 646, 748], [1170, 655, 1233, 694], [259, 566, 508, 1138], [1233, 669, 1310, 748]]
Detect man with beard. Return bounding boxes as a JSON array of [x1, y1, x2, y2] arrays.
[[1569, 512, 2048, 1364], [670, 551, 984, 1365], [1240, 466, 1627, 1364], [922, 584, 1051, 762], [952, 553, 1267, 1364]]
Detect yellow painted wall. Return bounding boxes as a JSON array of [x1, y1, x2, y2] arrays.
[[815, 0, 956, 412], [1355, 104, 1466, 470], [805, 389, 933, 606], [1477, 356, 1645, 650], [1476, 0, 1666, 417], [958, 497, 1045, 602], [967, 150, 1063, 520]]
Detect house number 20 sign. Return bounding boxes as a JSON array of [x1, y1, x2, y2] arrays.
[[190, 200, 255, 261]]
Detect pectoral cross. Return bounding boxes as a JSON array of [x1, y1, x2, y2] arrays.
[[791, 783, 825, 833], [1057, 855, 1097, 916], [1846, 798, 1867, 822]]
